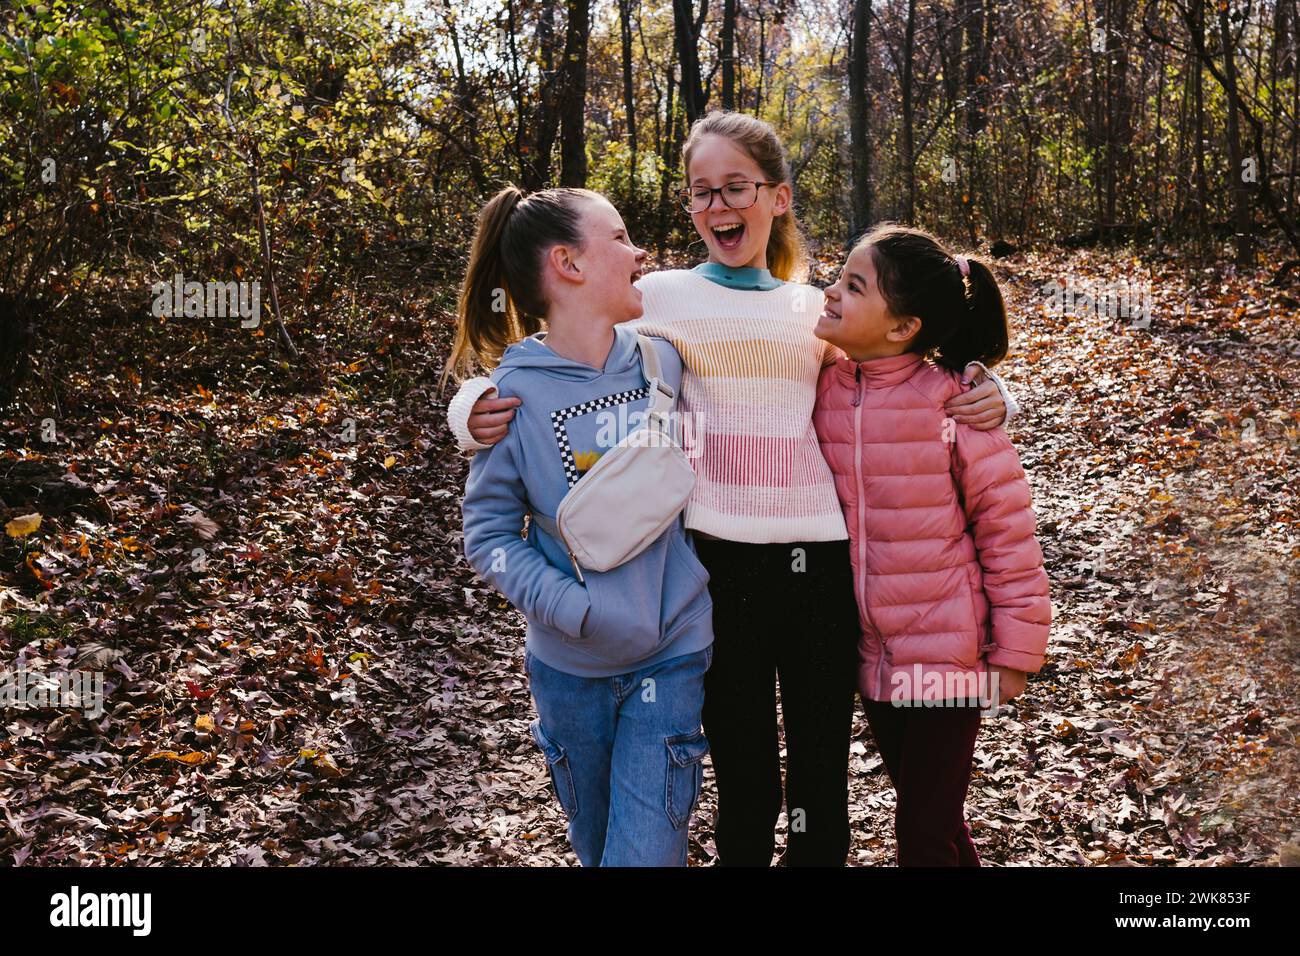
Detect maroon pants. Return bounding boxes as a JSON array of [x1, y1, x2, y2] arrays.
[[861, 698, 982, 867]]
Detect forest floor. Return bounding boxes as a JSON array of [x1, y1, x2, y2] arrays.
[[1, 246, 1297, 866]]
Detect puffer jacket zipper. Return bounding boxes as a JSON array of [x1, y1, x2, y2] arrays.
[[850, 366, 886, 694], [851, 369, 866, 628]]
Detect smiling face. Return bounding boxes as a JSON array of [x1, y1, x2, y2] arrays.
[[565, 195, 648, 323], [815, 244, 920, 360], [686, 134, 790, 270]]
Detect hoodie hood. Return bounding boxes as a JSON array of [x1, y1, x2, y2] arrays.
[[497, 324, 643, 381]]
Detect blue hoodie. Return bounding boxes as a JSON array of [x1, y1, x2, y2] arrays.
[[461, 323, 713, 678]]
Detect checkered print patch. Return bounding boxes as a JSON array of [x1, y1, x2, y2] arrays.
[[551, 386, 650, 487]]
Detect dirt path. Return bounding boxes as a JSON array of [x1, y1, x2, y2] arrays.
[[2, 249, 1295, 865]]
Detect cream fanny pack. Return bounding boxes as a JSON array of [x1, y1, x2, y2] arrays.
[[529, 335, 696, 582]]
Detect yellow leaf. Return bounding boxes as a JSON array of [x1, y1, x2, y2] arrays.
[[312, 752, 342, 778], [382, 455, 396, 470], [195, 714, 215, 733], [5, 513, 41, 538]]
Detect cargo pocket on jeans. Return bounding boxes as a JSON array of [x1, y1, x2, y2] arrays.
[[665, 729, 710, 830], [529, 718, 579, 822]]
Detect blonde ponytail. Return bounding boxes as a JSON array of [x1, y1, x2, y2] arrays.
[[440, 185, 596, 391]]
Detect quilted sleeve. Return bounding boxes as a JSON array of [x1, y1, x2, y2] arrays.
[[951, 422, 1051, 672]]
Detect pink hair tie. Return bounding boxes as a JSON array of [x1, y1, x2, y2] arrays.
[[955, 255, 975, 307]]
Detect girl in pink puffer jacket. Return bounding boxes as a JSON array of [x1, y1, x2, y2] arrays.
[[812, 224, 1051, 866]]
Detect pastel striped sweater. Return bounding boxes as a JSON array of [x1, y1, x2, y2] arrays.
[[449, 267, 849, 544], [625, 269, 848, 543]]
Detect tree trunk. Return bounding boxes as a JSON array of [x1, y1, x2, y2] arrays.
[[619, 0, 638, 195], [901, 0, 916, 223], [849, 0, 873, 237], [1181, 0, 1300, 257], [1192, 0, 1209, 249], [963, 0, 988, 138], [672, 0, 709, 122], [559, 0, 591, 188], [446, 10, 486, 191], [721, 0, 737, 110], [525, 0, 562, 189], [1292, 0, 1299, 216], [1216, 0, 1254, 264], [962, 0, 989, 245], [1154, 29, 1166, 233], [1104, 0, 1134, 241], [658, 27, 679, 250]]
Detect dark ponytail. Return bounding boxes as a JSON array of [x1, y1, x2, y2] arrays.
[[856, 223, 1009, 372], [938, 256, 1008, 371], [440, 184, 597, 390]]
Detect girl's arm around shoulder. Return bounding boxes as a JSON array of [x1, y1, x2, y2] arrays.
[[446, 376, 499, 452], [965, 361, 1021, 421], [950, 417, 1052, 673], [461, 422, 591, 637], [933, 362, 1013, 428]]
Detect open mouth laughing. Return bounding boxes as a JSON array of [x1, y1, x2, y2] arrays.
[[711, 221, 745, 251]]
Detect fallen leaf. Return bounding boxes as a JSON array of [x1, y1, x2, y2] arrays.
[[5, 513, 42, 538], [146, 751, 210, 765], [181, 511, 220, 540]]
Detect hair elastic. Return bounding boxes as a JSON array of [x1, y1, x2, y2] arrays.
[[954, 255, 975, 308]]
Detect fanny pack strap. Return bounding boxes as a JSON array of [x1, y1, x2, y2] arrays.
[[635, 334, 675, 420], [529, 510, 561, 539], [525, 336, 678, 544]]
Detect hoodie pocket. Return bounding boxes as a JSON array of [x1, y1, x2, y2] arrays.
[[662, 531, 711, 639], [669, 531, 710, 589], [566, 529, 710, 668], [571, 534, 673, 665]]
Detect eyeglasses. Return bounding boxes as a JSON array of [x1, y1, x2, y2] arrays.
[[678, 180, 782, 213]]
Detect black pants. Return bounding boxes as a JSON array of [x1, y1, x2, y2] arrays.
[[694, 537, 861, 866], [861, 699, 982, 866]]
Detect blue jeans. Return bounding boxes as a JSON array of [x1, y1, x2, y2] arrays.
[[526, 645, 713, 866]]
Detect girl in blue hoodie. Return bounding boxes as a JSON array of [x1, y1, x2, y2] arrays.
[[449, 185, 714, 867]]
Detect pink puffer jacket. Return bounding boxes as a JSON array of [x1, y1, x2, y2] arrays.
[[813, 351, 1051, 702]]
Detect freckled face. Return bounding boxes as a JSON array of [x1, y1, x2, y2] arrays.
[[573, 196, 649, 322]]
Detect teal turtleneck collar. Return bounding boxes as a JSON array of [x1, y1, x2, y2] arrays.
[[692, 261, 783, 291]]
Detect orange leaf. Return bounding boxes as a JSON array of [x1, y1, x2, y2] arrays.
[[146, 751, 211, 765]]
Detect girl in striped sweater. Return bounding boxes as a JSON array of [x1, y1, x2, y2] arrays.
[[446, 111, 1014, 866]]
